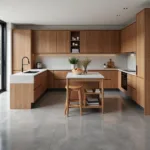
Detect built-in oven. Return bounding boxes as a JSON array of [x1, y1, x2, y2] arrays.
[[121, 72, 127, 90]]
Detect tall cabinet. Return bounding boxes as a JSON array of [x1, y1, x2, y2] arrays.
[[136, 8, 150, 114], [12, 29, 33, 73]]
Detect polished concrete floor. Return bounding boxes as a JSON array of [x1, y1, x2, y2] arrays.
[[0, 90, 150, 150]]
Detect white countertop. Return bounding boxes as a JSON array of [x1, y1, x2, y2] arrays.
[[10, 68, 136, 84], [66, 72, 104, 79], [10, 69, 47, 84]]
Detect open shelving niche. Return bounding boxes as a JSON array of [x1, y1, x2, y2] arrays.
[[70, 31, 80, 54]]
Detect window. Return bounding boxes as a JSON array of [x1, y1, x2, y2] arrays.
[[0, 20, 6, 92]]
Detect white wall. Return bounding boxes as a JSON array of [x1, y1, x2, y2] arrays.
[[36, 54, 128, 70], [127, 53, 136, 71]]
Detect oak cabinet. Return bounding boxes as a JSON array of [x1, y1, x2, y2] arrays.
[[137, 11, 145, 79], [56, 31, 70, 53], [121, 22, 136, 53], [136, 77, 144, 108], [12, 29, 32, 72], [98, 70, 118, 88], [34, 71, 48, 102], [32, 31, 57, 54], [80, 31, 120, 54]]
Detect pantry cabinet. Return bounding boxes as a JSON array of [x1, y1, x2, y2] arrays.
[[121, 22, 136, 53], [12, 29, 33, 72]]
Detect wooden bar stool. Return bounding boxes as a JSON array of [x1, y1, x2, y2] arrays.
[[65, 85, 83, 116]]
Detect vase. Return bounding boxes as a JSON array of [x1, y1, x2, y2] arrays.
[[83, 67, 88, 74], [71, 64, 76, 70]]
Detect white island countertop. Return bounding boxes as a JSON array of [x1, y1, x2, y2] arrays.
[[10, 69, 47, 84], [66, 72, 104, 79]]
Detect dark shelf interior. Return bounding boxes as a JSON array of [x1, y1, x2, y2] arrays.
[[70, 31, 80, 53]]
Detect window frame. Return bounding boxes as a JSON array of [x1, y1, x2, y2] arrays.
[[0, 20, 7, 92]]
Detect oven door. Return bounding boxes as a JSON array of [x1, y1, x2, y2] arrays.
[[121, 72, 127, 90]]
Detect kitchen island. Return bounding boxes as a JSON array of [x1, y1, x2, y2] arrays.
[[10, 69, 48, 109], [65, 72, 104, 116]]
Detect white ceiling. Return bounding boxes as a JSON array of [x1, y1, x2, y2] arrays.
[[0, 0, 150, 26]]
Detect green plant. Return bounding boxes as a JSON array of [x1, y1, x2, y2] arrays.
[[81, 58, 91, 74], [68, 57, 79, 64]]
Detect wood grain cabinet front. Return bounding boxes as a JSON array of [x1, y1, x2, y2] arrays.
[[80, 31, 120, 54], [121, 22, 136, 53], [32, 30, 57, 54], [12, 29, 32, 72]]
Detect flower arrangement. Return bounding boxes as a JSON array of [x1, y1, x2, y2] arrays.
[[81, 58, 91, 74]]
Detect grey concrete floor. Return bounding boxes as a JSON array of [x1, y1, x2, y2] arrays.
[[0, 90, 150, 150]]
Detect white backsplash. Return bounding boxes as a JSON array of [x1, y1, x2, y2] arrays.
[[127, 53, 136, 71], [35, 54, 128, 70]]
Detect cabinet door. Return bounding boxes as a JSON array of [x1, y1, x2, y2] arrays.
[[56, 31, 70, 53], [136, 77, 145, 108], [33, 31, 56, 54], [121, 23, 136, 53], [137, 11, 145, 78], [109, 31, 120, 53], [12, 29, 32, 71]]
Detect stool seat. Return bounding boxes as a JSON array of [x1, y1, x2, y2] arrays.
[[65, 85, 83, 116], [65, 85, 82, 90]]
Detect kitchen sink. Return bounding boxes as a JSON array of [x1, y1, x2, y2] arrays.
[[24, 71, 39, 74]]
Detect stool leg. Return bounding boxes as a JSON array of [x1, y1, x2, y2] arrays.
[[78, 90, 82, 116], [65, 90, 71, 115]]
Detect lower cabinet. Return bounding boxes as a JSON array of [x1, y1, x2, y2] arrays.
[[34, 71, 48, 102], [136, 77, 145, 108]]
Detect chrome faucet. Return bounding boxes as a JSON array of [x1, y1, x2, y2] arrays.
[[22, 56, 30, 72]]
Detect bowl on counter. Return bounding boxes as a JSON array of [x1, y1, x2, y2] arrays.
[[72, 68, 83, 75]]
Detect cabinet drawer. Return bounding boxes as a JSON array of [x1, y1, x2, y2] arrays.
[[34, 85, 43, 102], [34, 74, 41, 89], [128, 74, 136, 89], [53, 71, 69, 79]]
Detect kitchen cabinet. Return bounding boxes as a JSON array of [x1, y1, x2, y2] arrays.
[[80, 31, 120, 54], [48, 71, 54, 88], [136, 77, 144, 108], [12, 29, 32, 72], [32, 30, 57, 54], [136, 11, 145, 79], [121, 22, 136, 53], [127, 74, 136, 89], [136, 9, 150, 114], [56, 31, 70, 53], [98, 70, 118, 88], [10, 70, 48, 109], [34, 71, 48, 102]]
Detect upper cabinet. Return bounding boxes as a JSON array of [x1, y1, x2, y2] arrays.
[[12, 29, 32, 72], [121, 22, 136, 53], [33, 30, 69, 54], [80, 30, 120, 54], [33, 31, 57, 54], [56, 31, 70, 53]]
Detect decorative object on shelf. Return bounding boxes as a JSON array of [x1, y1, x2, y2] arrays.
[[72, 37, 76, 41], [68, 57, 79, 69], [81, 58, 91, 74], [107, 59, 115, 68], [72, 68, 83, 75], [72, 49, 79, 53], [77, 37, 80, 41]]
